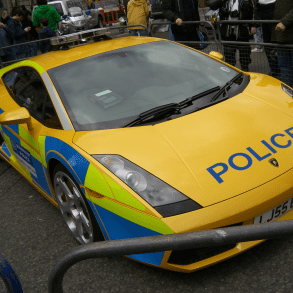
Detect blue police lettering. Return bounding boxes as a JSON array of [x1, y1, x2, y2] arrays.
[[261, 140, 277, 154], [207, 126, 293, 183], [247, 147, 271, 161], [207, 163, 228, 184], [285, 127, 293, 138], [271, 133, 291, 148], [228, 153, 253, 170]]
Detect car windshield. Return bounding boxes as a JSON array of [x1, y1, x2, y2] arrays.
[[48, 41, 238, 131], [68, 7, 83, 16]]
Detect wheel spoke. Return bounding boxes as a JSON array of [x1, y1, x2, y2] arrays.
[[80, 211, 92, 236], [58, 179, 72, 198], [54, 169, 95, 244]]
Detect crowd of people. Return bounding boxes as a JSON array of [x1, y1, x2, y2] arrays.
[[0, 0, 293, 86], [0, 0, 60, 65]]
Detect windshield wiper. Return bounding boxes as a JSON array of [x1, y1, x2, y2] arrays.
[[123, 86, 226, 127], [123, 103, 180, 127], [178, 86, 220, 108], [210, 72, 244, 102]]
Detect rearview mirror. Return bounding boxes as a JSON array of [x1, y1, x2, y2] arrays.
[[0, 108, 32, 130], [209, 51, 224, 60]]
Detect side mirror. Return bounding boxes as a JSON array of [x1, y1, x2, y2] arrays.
[[0, 108, 32, 130], [86, 10, 91, 15], [209, 51, 224, 60]]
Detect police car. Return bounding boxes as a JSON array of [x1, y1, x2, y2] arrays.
[[0, 27, 293, 272]]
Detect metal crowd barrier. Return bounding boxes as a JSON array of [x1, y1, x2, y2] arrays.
[[216, 20, 293, 82], [2, 20, 293, 84], [0, 24, 147, 68], [48, 220, 293, 293], [0, 253, 23, 293], [148, 19, 293, 85]]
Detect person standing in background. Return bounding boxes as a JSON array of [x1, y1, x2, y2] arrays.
[[0, 22, 14, 65], [1, 8, 30, 60], [271, 0, 293, 87], [38, 17, 56, 53], [209, 0, 257, 71], [33, 0, 61, 33], [253, 0, 280, 76], [1, 9, 10, 24], [162, 0, 200, 46], [22, 10, 38, 57], [252, 25, 263, 52], [127, 0, 149, 36]]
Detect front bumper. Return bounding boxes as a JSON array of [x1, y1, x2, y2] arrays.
[[159, 166, 293, 272]]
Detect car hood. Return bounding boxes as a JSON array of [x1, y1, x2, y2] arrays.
[[73, 74, 293, 207]]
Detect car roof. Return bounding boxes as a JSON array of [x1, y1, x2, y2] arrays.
[[27, 37, 162, 71]]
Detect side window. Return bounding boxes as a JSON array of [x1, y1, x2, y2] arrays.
[[2, 67, 62, 129]]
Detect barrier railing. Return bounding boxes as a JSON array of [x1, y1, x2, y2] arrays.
[[48, 220, 293, 293], [0, 24, 147, 68], [215, 20, 293, 82], [150, 20, 219, 47]]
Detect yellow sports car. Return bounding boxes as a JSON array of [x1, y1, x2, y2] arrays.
[[1, 28, 293, 273]]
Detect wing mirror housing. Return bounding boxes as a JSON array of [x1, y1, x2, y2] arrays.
[[209, 51, 224, 60], [0, 108, 32, 130]]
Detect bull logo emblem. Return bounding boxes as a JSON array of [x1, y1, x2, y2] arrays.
[[269, 158, 279, 167]]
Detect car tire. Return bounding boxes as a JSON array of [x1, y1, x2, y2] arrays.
[[53, 163, 104, 244]]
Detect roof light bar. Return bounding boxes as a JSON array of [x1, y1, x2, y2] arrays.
[[50, 27, 110, 45]]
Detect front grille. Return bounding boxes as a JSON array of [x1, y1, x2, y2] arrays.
[[168, 244, 237, 265], [168, 222, 243, 265]]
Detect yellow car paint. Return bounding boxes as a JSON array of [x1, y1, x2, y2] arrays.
[[0, 36, 293, 272]]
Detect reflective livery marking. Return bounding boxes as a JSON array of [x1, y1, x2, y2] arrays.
[[207, 127, 293, 183]]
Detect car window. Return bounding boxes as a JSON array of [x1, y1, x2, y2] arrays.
[[2, 67, 62, 129], [68, 6, 83, 16], [48, 41, 238, 131], [49, 3, 64, 15]]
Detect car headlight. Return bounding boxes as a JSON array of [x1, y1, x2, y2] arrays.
[[282, 84, 293, 98], [93, 155, 202, 217]]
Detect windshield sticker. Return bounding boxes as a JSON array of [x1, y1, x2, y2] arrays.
[[220, 67, 231, 72], [11, 139, 37, 178], [95, 90, 112, 97], [93, 92, 123, 109]]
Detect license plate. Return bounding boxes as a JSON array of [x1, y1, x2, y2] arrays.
[[254, 197, 293, 224]]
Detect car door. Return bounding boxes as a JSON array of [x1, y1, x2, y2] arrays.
[[0, 66, 63, 198]]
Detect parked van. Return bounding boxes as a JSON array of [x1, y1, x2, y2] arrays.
[[32, 0, 104, 31]]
